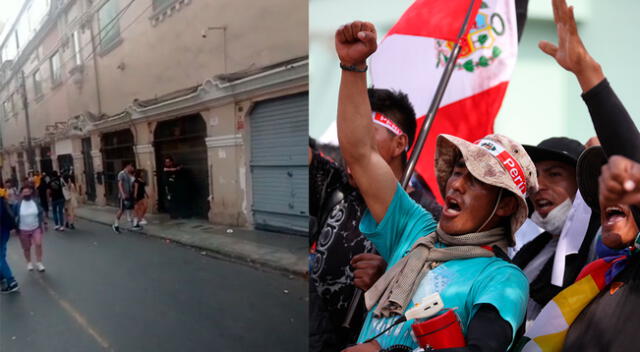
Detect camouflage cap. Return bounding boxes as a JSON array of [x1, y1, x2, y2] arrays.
[[435, 134, 539, 243]]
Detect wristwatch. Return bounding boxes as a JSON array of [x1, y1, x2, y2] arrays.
[[380, 345, 415, 352]]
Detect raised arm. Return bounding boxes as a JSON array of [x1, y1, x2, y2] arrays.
[[335, 21, 397, 223], [540, 0, 640, 160]]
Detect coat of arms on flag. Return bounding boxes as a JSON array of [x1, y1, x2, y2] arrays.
[[436, 1, 506, 72]]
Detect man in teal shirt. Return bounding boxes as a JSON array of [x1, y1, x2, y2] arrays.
[[335, 21, 538, 352]]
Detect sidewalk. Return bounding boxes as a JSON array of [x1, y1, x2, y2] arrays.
[[75, 205, 308, 277]]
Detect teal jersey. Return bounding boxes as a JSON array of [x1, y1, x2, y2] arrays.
[[357, 184, 528, 349]]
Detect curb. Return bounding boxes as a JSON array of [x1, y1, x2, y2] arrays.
[[77, 215, 308, 279]]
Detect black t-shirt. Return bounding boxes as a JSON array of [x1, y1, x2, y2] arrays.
[[563, 255, 640, 351], [134, 179, 146, 201]]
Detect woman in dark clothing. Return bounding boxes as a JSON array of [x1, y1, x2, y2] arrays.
[[37, 173, 49, 218], [132, 169, 148, 228]]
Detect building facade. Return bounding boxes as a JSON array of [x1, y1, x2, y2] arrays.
[[0, 0, 308, 234]]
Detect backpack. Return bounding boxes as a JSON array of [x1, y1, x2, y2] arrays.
[[50, 178, 61, 191]]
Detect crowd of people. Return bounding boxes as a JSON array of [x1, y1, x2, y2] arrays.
[[0, 170, 79, 293], [311, 1, 640, 351]]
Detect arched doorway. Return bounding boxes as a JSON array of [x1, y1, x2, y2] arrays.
[[101, 129, 135, 206], [154, 114, 209, 219]]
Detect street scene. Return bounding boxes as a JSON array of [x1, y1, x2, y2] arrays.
[[1, 219, 307, 352], [0, 0, 309, 350]]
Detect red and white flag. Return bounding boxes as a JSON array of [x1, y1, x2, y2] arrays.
[[370, 0, 518, 203]]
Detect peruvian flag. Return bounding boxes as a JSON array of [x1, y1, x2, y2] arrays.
[[370, 0, 518, 204]]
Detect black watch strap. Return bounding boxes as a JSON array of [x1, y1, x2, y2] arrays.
[[340, 63, 368, 72]]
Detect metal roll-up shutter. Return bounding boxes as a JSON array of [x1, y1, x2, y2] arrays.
[[250, 92, 308, 235]]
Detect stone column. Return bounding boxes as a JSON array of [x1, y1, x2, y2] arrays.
[[72, 153, 85, 202], [34, 147, 42, 173], [133, 143, 157, 213]]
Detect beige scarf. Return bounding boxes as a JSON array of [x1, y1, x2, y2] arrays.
[[365, 226, 508, 317]]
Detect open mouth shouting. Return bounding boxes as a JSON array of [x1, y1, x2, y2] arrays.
[[534, 197, 555, 217], [604, 205, 628, 227], [443, 195, 463, 218]]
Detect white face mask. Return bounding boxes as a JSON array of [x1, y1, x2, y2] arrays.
[[531, 198, 573, 235]]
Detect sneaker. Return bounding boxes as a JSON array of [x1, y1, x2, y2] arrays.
[[1, 281, 19, 294], [59, 227, 65, 232], [139, 219, 148, 225], [132, 225, 143, 231], [69, 224, 76, 230], [112, 224, 121, 234], [27, 262, 34, 271], [36, 262, 45, 272]]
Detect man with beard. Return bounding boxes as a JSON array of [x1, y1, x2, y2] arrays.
[[335, 21, 536, 352], [310, 88, 443, 352]]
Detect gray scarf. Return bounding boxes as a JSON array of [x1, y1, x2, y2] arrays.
[[365, 226, 508, 318]]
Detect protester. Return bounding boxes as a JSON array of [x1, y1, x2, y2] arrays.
[[132, 169, 148, 229], [37, 172, 50, 218], [48, 171, 66, 231], [511, 137, 597, 326], [1, 193, 19, 293], [112, 162, 135, 234], [15, 186, 47, 272], [517, 1, 640, 350], [335, 21, 537, 352], [63, 174, 79, 230], [310, 87, 443, 352]]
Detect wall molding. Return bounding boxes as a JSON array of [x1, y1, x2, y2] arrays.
[[205, 135, 243, 148], [134, 144, 154, 153]]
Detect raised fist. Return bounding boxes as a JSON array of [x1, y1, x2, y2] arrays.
[[599, 155, 640, 206], [335, 21, 378, 68]]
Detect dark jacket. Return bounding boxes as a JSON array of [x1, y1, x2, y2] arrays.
[[1, 197, 17, 233]]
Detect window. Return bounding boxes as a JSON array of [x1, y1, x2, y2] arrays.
[[33, 69, 43, 97], [98, 0, 121, 50], [153, 0, 177, 11], [9, 94, 16, 115], [72, 30, 82, 66], [50, 50, 61, 84]]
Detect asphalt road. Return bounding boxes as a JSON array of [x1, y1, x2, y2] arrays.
[[0, 220, 308, 352]]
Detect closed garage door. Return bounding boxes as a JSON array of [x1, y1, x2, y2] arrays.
[[250, 92, 308, 235]]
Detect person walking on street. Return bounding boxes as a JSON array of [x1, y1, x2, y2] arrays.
[[37, 172, 50, 218], [63, 175, 79, 230], [15, 186, 47, 272], [1, 195, 19, 293], [113, 162, 135, 234], [133, 169, 148, 229], [48, 171, 66, 231]]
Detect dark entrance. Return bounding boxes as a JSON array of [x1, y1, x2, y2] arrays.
[[57, 154, 74, 176], [101, 129, 135, 206], [40, 146, 53, 174], [153, 114, 209, 219], [82, 137, 96, 202]]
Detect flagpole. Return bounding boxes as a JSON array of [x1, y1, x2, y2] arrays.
[[401, 0, 478, 188]]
